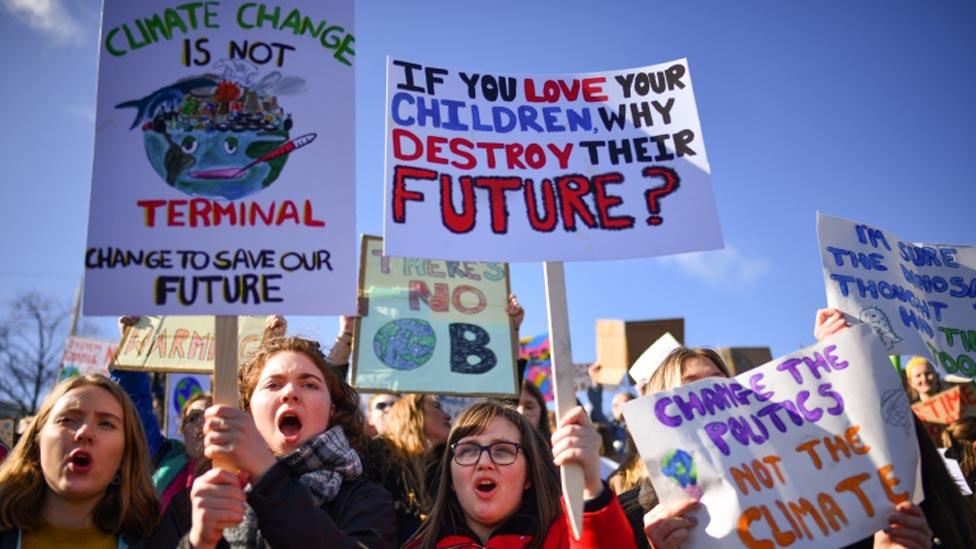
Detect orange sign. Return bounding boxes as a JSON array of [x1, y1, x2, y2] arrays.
[[911, 383, 976, 425]]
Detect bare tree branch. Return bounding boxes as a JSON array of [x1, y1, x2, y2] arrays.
[[0, 291, 70, 415]]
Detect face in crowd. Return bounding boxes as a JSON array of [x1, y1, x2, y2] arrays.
[[180, 395, 211, 461], [248, 350, 333, 455], [422, 396, 452, 447], [40, 383, 126, 505], [367, 394, 399, 436], [907, 358, 940, 399], [517, 388, 543, 429], [611, 392, 633, 422]]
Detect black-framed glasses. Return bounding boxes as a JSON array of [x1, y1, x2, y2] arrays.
[[451, 441, 522, 466]]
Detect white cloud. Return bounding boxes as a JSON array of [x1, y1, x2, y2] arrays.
[[3, 0, 84, 45], [660, 245, 771, 289]]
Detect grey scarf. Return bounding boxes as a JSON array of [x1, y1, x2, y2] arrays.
[[223, 426, 362, 548]]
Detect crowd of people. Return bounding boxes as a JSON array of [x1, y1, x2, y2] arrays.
[[0, 301, 973, 549]]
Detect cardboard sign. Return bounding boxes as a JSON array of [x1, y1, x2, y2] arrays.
[[623, 325, 921, 549], [599, 318, 685, 385], [84, 0, 356, 315], [520, 334, 553, 402], [818, 213, 976, 377], [165, 373, 212, 438], [113, 315, 265, 373], [60, 336, 118, 379], [351, 236, 518, 396], [383, 58, 723, 262], [911, 383, 976, 425], [0, 419, 14, 449], [717, 347, 774, 376]]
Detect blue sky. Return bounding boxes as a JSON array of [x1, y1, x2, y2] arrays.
[[1, 0, 974, 367]]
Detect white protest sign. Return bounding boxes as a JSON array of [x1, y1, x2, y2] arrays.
[[165, 372, 212, 439], [61, 336, 117, 379], [628, 331, 681, 383], [383, 58, 723, 261], [818, 213, 976, 376], [85, 0, 356, 315], [623, 324, 920, 549]]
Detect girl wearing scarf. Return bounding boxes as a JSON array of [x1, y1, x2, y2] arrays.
[[182, 337, 395, 549]]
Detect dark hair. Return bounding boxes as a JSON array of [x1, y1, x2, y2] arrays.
[[915, 416, 976, 546], [520, 380, 551, 442], [412, 402, 560, 549], [239, 336, 365, 451]]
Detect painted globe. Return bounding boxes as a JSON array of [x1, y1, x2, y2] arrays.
[[373, 318, 436, 370]]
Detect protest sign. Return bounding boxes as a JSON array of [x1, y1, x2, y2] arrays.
[[84, 0, 356, 315], [818, 213, 976, 377], [911, 383, 976, 425], [383, 58, 723, 262], [165, 373, 212, 439], [628, 331, 681, 383], [113, 315, 265, 373], [351, 236, 518, 396], [60, 336, 117, 380], [599, 318, 684, 385], [624, 324, 920, 549]]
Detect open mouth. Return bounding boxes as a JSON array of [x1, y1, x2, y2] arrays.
[[67, 450, 93, 473], [187, 167, 248, 180], [475, 479, 497, 498], [278, 412, 303, 441]]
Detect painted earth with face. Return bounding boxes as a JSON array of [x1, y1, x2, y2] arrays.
[[118, 75, 296, 200]]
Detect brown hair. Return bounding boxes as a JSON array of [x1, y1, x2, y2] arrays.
[[612, 348, 731, 494], [943, 417, 976, 492], [412, 402, 560, 549], [179, 392, 212, 431], [238, 337, 365, 451], [519, 380, 551, 442], [915, 416, 976, 545], [0, 375, 159, 537]]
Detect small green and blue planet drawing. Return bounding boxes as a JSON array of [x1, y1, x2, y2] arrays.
[[116, 63, 315, 200], [372, 318, 436, 370], [173, 377, 205, 414], [661, 448, 703, 501]]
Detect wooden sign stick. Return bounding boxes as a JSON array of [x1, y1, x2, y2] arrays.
[[212, 315, 239, 473], [543, 261, 584, 539]]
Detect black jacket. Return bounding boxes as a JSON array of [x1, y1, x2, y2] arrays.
[[189, 461, 396, 549]]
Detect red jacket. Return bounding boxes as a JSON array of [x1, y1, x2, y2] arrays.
[[406, 488, 636, 549]]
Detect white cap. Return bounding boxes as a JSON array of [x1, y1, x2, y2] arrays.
[[628, 332, 681, 383]]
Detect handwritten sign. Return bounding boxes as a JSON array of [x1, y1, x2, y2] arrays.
[[351, 236, 517, 396], [113, 315, 265, 373], [818, 213, 976, 377], [60, 336, 117, 379], [165, 373, 212, 438], [84, 0, 356, 315], [623, 325, 920, 549], [383, 58, 723, 261], [911, 383, 976, 425]]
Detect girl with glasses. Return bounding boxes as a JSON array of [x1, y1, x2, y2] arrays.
[[406, 401, 635, 548]]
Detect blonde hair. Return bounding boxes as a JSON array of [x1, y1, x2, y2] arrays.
[[0, 375, 159, 537], [612, 348, 731, 494], [382, 394, 436, 512], [412, 402, 560, 549]]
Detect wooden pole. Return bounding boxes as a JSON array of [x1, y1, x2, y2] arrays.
[[543, 261, 584, 539], [212, 315, 239, 472]]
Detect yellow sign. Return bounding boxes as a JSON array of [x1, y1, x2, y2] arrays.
[[113, 316, 266, 373], [352, 236, 518, 396]]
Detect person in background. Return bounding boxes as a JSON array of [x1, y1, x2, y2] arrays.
[[905, 356, 947, 403], [609, 391, 634, 458], [0, 375, 159, 547], [380, 394, 452, 545], [262, 314, 288, 342], [942, 416, 976, 496], [365, 393, 400, 437], [185, 336, 395, 548], [516, 379, 552, 443], [406, 401, 635, 548]]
